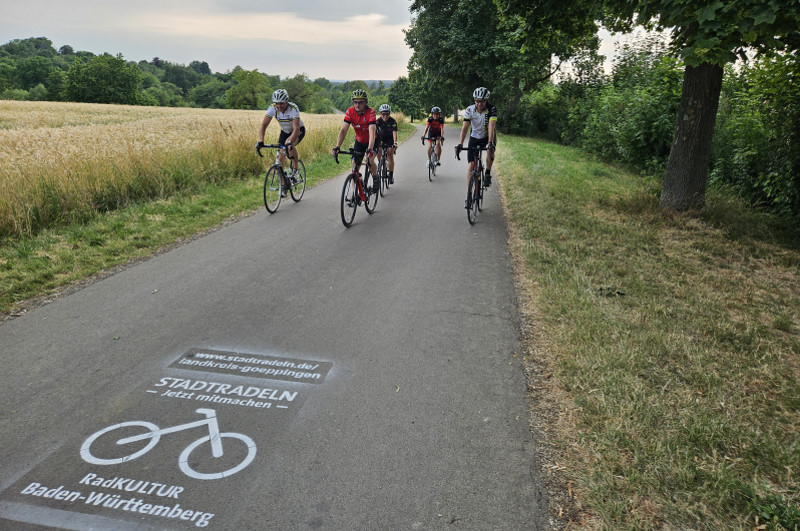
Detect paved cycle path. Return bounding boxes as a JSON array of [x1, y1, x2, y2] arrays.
[[0, 128, 548, 530]]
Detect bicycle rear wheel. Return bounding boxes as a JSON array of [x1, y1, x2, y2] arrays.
[[263, 166, 282, 213], [364, 170, 378, 214], [467, 174, 478, 225], [289, 160, 306, 202], [340, 174, 358, 227]]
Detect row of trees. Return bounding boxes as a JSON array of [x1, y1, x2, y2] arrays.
[[515, 37, 800, 216], [0, 37, 392, 112], [400, 0, 800, 214]]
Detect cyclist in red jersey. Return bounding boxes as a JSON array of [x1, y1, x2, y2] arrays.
[[332, 89, 378, 192], [422, 106, 445, 166]]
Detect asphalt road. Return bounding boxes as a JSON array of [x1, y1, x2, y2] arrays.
[[0, 128, 549, 530]]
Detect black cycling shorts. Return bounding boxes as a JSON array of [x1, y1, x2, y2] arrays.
[[352, 139, 374, 167], [376, 135, 394, 149], [467, 136, 489, 163], [278, 126, 305, 147]]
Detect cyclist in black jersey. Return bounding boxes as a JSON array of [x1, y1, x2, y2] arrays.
[[375, 104, 398, 184]]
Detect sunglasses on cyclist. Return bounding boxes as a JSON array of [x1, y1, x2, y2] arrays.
[[474, 99, 486, 104], [353, 99, 366, 104], [381, 112, 390, 116]]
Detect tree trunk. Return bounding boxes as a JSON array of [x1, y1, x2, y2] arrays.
[[660, 62, 723, 211]]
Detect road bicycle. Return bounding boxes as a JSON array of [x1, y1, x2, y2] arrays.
[[456, 144, 491, 225], [376, 142, 394, 197], [80, 408, 257, 480], [423, 135, 444, 181], [257, 144, 306, 214], [334, 147, 378, 227]]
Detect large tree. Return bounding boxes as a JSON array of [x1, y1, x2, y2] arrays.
[[65, 53, 142, 105], [604, 0, 800, 210], [223, 67, 271, 109], [388, 76, 422, 120], [500, 0, 800, 211], [407, 0, 595, 126]]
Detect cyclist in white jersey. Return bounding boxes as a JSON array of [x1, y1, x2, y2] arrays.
[[257, 89, 306, 181], [456, 87, 497, 194]]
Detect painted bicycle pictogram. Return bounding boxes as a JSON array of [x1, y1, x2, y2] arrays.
[[80, 408, 257, 480]]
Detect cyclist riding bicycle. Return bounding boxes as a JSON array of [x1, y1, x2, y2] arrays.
[[456, 87, 497, 206], [256, 89, 306, 194], [332, 89, 378, 193], [375, 103, 398, 184], [423, 106, 445, 166]]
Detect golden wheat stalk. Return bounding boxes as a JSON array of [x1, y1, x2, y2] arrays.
[[0, 101, 347, 237]]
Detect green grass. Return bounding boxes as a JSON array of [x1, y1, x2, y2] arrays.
[[498, 135, 800, 530], [0, 122, 415, 314]]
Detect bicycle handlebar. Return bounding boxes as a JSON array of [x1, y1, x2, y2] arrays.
[[455, 144, 490, 161], [333, 147, 365, 165], [257, 143, 294, 159]]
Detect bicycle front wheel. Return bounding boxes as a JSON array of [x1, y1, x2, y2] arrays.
[[467, 174, 478, 225], [263, 166, 282, 213], [428, 155, 434, 181], [363, 170, 378, 214], [379, 158, 388, 197], [477, 170, 485, 211], [179, 432, 257, 480], [289, 160, 306, 202], [340, 174, 358, 227]]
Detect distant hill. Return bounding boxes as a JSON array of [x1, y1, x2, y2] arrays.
[[331, 80, 394, 87]]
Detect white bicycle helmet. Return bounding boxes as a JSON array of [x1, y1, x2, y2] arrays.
[[379, 104, 391, 113], [472, 87, 490, 100], [272, 89, 289, 103], [431, 106, 441, 113]]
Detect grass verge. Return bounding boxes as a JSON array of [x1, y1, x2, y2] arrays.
[[496, 135, 800, 530]]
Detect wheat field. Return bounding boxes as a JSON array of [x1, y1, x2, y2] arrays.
[[0, 101, 347, 238]]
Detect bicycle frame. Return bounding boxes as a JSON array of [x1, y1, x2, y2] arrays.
[[118, 408, 223, 457], [334, 148, 370, 200], [260, 144, 294, 179], [456, 144, 488, 174], [457, 145, 490, 224]]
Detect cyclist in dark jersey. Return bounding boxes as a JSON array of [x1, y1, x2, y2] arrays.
[[333, 89, 378, 192], [422, 106, 445, 167], [375, 103, 398, 184]]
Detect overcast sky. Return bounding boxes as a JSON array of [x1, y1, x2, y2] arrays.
[[1, 0, 415, 80]]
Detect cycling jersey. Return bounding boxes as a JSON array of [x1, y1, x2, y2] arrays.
[[376, 116, 397, 141], [265, 102, 304, 134], [463, 103, 497, 140], [426, 116, 444, 137], [344, 106, 377, 145]]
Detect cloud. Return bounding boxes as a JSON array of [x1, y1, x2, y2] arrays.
[[0, 1, 414, 79], [139, 11, 407, 46]]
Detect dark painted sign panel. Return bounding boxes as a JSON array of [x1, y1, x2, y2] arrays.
[[0, 349, 330, 529]]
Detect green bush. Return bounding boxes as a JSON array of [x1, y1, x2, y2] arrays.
[[712, 53, 800, 216]]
